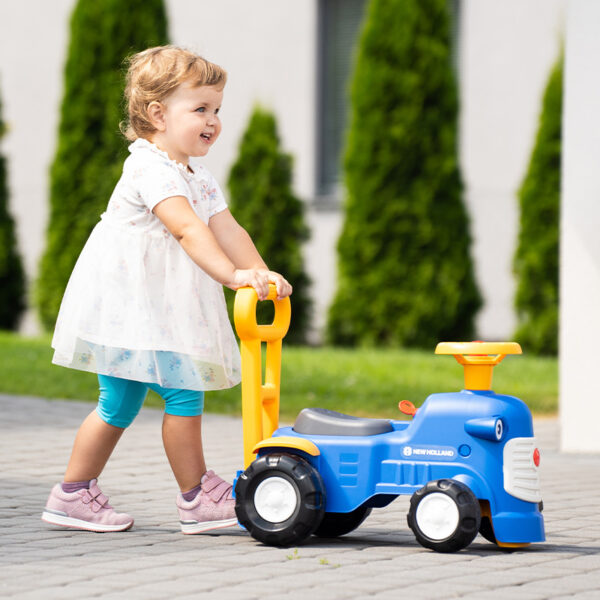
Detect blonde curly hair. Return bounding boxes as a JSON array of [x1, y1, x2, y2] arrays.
[[121, 46, 227, 141]]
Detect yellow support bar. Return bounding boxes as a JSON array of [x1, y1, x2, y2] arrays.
[[234, 286, 291, 468]]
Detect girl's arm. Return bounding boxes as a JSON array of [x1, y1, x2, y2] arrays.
[[153, 196, 272, 300], [209, 209, 292, 300], [208, 209, 267, 270]]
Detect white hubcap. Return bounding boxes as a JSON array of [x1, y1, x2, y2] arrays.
[[254, 476, 298, 523], [416, 492, 460, 540]]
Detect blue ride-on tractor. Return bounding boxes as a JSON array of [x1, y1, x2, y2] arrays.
[[232, 286, 545, 552]]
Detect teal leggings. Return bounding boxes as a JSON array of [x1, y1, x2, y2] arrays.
[[96, 374, 204, 428]]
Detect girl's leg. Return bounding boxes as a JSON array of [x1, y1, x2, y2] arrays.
[[42, 375, 146, 532], [149, 384, 206, 491], [64, 375, 148, 481], [152, 384, 236, 533], [64, 411, 125, 481], [161, 413, 206, 491]]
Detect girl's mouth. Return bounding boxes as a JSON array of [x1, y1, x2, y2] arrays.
[[200, 133, 212, 142]]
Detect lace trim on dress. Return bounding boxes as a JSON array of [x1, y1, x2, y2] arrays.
[[128, 138, 203, 179]]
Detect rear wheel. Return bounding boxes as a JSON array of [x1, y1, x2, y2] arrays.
[[479, 515, 497, 544], [313, 505, 372, 538], [407, 479, 480, 553], [235, 453, 325, 547]]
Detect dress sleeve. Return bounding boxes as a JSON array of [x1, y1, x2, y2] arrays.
[[206, 173, 229, 218], [130, 159, 191, 211]]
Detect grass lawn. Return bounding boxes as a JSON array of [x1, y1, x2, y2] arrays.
[[0, 332, 557, 421]]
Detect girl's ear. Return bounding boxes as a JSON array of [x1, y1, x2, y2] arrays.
[[147, 101, 166, 131]]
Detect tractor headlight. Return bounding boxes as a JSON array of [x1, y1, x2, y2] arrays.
[[464, 417, 504, 442]]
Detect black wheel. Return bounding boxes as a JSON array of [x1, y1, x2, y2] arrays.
[[313, 505, 372, 538], [479, 515, 497, 544], [234, 453, 325, 546], [407, 479, 481, 553]]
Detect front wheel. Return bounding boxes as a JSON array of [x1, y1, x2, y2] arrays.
[[407, 479, 481, 553], [235, 453, 325, 547]]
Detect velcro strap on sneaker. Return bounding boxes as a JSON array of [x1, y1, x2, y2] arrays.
[[201, 472, 233, 503], [82, 487, 110, 513]]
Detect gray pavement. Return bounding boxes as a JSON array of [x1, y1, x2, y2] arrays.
[[1, 393, 599, 600]]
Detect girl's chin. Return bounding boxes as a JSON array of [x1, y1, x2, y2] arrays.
[[193, 144, 210, 156]]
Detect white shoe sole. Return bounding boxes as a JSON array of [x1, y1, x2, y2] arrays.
[[180, 518, 238, 534], [42, 510, 134, 532]]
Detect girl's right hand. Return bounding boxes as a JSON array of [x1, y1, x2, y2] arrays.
[[229, 268, 271, 300]]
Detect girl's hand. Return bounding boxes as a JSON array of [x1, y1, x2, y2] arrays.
[[266, 271, 293, 300], [230, 269, 292, 301], [230, 269, 270, 300]]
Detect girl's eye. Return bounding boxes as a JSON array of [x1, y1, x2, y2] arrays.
[[196, 107, 206, 113]]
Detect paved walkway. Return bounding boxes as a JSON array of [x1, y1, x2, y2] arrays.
[[1, 394, 599, 600]]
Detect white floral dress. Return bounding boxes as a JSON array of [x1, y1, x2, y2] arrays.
[[51, 139, 241, 391]]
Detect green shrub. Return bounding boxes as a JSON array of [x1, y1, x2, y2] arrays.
[[36, 0, 168, 330], [327, 0, 480, 348], [513, 55, 562, 356], [0, 90, 26, 330], [226, 106, 311, 343]]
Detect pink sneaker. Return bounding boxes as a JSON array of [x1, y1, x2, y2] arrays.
[[41, 479, 134, 532], [177, 470, 237, 534]]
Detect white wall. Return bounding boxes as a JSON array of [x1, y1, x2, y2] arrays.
[[560, 0, 600, 452], [459, 0, 566, 340], [0, 0, 76, 334]]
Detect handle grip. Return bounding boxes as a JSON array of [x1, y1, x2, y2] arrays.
[[234, 285, 291, 342]]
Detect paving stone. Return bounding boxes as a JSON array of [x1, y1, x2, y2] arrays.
[[1, 394, 599, 598]]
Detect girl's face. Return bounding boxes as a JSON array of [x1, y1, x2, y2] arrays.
[[150, 82, 223, 165]]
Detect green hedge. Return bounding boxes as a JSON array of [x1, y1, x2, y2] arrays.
[[0, 90, 26, 330], [36, 0, 168, 331], [327, 0, 480, 348], [226, 106, 311, 344], [513, 55, 563, 356]]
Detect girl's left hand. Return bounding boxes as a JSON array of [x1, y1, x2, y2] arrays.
[[267, 271, 293, 299]]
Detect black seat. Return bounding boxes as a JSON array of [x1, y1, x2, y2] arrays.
[[293, 407, 393, 437]]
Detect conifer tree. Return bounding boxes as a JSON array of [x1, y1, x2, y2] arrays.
[[227, 106, 311, 343], [0, 89, 26, 330], [36, 0, 168, 330], [327, 0, 480, 347], [513, 55, 563, 355]]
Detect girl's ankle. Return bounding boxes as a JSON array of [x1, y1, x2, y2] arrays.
[[61, 480, 91, 493]]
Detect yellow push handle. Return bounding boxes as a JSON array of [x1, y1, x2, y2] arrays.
[[234, 285, 291, 468], [435, 342, 522, 391]]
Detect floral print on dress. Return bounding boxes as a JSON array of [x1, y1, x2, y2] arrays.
[[78, 353, 92, 366], [201, 368, 216, 384], [200, 181, 219, 204], [110, 350, 132, 367], [168, 355, 182, 372]]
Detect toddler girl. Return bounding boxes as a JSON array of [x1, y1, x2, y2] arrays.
[[41, 46, 291, 534]]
